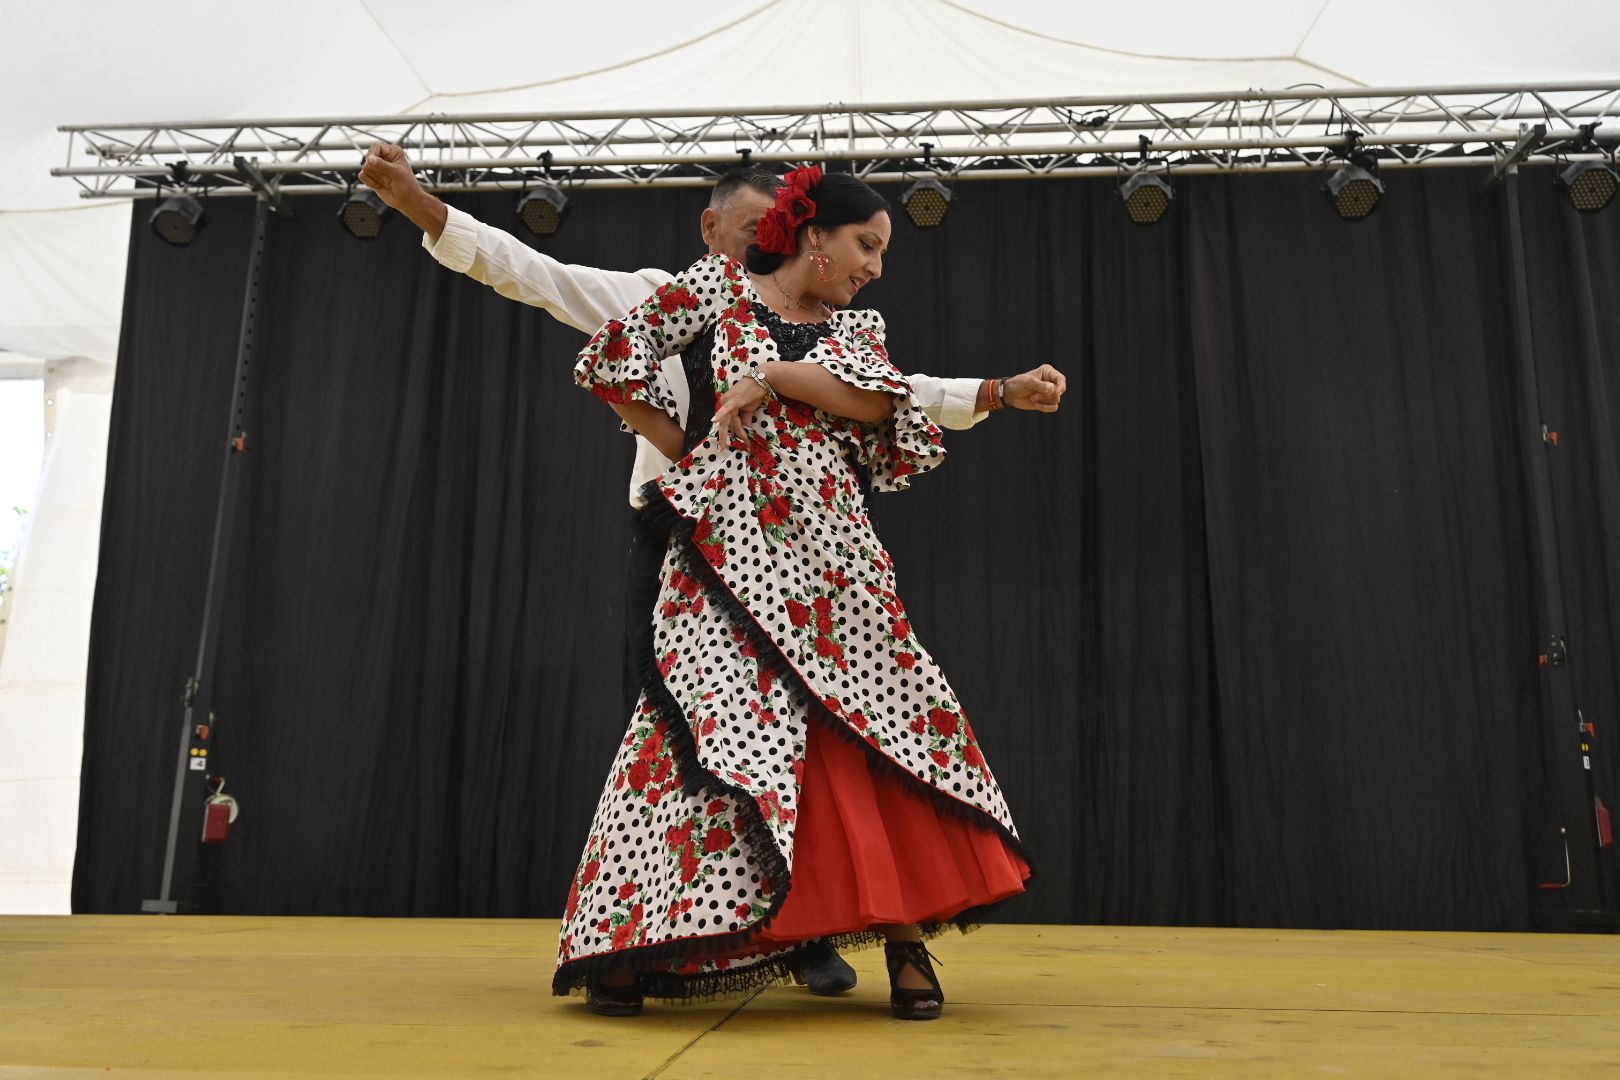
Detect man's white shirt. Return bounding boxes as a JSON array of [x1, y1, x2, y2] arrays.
[[424, 204, 987, 506]]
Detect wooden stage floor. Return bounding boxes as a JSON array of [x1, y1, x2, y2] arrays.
[[1, 917, 1616, 1078]]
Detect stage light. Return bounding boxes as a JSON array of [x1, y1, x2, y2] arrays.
[[900, 178, 952, 229], [1116, 136, 1172, 226], [338, 189, 390, 240], [1118, 170, 1173, 225], [1558, 161, 1618, 212], [1323, 163, 1384, 221], [517, 184, 570, 237], [1321, 130, 1383, 222], [149, 195, 208, 247]]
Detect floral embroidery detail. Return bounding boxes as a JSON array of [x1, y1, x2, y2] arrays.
[[660, 567, 707, 623], [582, 320, 664, 407], [783, 580, 850, 673], [906, 695, 991, 781], [619, 710, 681, 809], [755, 789, 797, 826], [861, 574, 921, 668], [661, 795, 740, 896], [691, 514, 728, 567]]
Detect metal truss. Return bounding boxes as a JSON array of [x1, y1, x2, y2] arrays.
[[54, 81, 1620, 199]]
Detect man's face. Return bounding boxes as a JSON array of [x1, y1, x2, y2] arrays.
[[701, 188, 778, 262]]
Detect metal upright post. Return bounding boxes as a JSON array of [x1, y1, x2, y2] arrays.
[[142, 194, 273, 914], [1500, 167, 1615, 926]]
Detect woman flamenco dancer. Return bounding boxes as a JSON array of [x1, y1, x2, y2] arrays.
[[559, 166, 1032, 1020]]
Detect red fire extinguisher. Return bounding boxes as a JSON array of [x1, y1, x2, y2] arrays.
[[202, 778, 240, 844]]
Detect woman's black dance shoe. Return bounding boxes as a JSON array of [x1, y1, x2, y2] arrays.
[[586, 976, 644, 1017], [884, 940, 945, 1021]]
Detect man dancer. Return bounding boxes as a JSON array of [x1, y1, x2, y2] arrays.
[[359, 145, 1066, 996]]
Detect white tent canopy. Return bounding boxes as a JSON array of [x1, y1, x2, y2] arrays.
[[5, 0, 1619, 358], [0, 0, 1616, 914]]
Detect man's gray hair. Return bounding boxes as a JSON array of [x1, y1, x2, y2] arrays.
[[710, 168, 784, 208]]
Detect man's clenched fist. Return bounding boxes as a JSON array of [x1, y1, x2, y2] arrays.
[[1004, 364, 1067, 413], [359, 143, 422, 210], [358, 143, 447, 240]]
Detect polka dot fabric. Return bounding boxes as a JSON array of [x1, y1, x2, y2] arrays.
[[558, 255, 1026, 1000]]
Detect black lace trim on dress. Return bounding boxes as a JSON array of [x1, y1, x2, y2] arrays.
[[751, 301, 833, 362]]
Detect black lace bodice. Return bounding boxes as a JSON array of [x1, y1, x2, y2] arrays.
[[750, 302, 835, 362], [679, 304, 835, 448]]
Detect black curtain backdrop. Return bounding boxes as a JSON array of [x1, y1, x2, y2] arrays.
[[75, 170, 1620, 929]]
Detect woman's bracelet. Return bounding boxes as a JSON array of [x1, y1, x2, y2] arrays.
[[747, 365, 778, 399]]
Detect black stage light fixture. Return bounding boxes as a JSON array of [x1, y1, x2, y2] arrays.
[[1555, 126, 1618, 213], [1116, 136, 1172, 225], [517, 183, 570, 237], [900, 142, 952, 229], [149, 194, 208, 247], [338, 188, 390, 240], [1322, 130, 1383, 221], [901, 177, 952, 229], [1323, 163, 1384, 221], [1118, 170, 1173, 225], [1559, 160, 1618, 212]]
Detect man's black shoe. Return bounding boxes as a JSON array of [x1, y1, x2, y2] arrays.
[[787, 939, 857, 995]]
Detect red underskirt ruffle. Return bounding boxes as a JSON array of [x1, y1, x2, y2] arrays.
[[756, 719, 1030, 945]]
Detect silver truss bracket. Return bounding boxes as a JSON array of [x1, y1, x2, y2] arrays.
[[232, 156, 291, 216], [1482, 123, 1548, 192]]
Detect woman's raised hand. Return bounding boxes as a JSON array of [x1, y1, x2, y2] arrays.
[[713, 376, 770, 446]]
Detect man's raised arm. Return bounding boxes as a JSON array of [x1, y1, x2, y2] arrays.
[[359, 143, 672, 334]]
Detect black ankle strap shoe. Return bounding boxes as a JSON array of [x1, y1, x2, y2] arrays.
[[884, 940, 945, 1021]]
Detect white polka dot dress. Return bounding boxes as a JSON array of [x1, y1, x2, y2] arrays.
[[559, 255, 1028, 1001]]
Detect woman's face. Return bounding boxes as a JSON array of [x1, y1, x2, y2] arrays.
[[806, 211, 891, 307]]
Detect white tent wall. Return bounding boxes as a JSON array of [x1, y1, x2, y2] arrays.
[[0, 204, 128, 361], [0, 0, 1614, 914], [0, 358, 112, 913], [0, 0, 450, 915]]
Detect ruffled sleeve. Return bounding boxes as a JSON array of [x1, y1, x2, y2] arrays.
[[803, 310, 947, 491], [574, 253, 744, 421]]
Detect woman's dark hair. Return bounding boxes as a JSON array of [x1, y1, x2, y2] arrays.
[[744, 172, 889, 274]]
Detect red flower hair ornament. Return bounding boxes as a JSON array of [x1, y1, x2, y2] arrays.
[[753, 165, 823, 256]]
